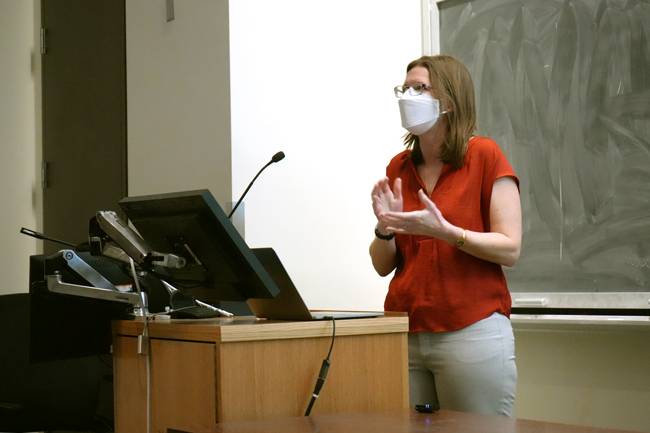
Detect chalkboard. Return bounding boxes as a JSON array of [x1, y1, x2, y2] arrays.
[[438, 0, 650, 299]]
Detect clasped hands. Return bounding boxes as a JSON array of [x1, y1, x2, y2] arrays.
[[371, 177, 452, 240]]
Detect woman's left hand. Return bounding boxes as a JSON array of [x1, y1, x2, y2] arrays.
[[379, 189, 453, 241]]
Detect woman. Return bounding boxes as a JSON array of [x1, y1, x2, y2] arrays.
[[370, 55, 521, 417]]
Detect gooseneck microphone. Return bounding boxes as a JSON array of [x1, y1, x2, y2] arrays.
[[270, 151, 286, 163], [228, 151, 285, 219]]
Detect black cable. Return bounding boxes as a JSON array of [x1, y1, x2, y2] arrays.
[[325, 317, 335, 358], [96, 354, 113, 369], [149, 306, 195, 316], [305, 317, 336, 416], [93, 414, 115, 433]]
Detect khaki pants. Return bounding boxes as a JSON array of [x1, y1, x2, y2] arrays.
[[408, 312, 517, 417]]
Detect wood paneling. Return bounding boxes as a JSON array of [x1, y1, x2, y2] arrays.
[[113, 315, 409, 431], [113, 313, 408, 343], [113, 336, 147, 433], [217, 333, 408, 422], [114, 336, 218, 432], [150, 339, 217, 431]]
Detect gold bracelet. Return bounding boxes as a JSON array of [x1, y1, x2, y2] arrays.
[[455, 229, 467, 247]]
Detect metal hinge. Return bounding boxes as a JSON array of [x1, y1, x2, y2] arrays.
[[41, 161, 48, 188], [40, 28, 46, 54]]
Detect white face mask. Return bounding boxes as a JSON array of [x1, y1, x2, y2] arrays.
[[398, 91, 446, 136]]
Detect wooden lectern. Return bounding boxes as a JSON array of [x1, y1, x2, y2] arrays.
[[112, 313, 409, 433]]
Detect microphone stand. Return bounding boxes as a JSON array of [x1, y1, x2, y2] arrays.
[[228, 151, 285, 219]]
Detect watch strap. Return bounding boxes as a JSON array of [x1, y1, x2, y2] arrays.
[[374, 226, 396, 241]]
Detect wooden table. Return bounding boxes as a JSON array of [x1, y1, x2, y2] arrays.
[[167, 408, 642, 433], [112, 313, 408, 433]]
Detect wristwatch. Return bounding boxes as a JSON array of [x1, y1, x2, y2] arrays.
[[374, 225, 396, 241]]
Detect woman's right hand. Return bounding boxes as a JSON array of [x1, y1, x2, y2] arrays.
[[371, 177, 403, 233], [370, 177, 402, 276]]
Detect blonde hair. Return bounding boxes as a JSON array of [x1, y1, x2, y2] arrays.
[[404, 55, 477, 169]]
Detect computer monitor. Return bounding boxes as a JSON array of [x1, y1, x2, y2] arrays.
[[118, 189, 280, 303]]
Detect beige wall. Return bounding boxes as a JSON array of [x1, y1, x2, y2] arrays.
[[0, 1, 39, 295], [126, 0, 232, 206], [513, 327, 650, 432]]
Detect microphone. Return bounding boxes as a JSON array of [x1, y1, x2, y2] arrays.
[[20, 227, 78, 248], [228, 151, 285, 219], [271, 151, 285, 163]]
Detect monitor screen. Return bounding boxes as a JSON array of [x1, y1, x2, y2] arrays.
[[118, 189, 280, 303]]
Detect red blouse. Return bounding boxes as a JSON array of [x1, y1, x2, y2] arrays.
[[384, 136, 519, 332]]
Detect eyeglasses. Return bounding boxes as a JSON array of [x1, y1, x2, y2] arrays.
[[394, 83, 433, 98]]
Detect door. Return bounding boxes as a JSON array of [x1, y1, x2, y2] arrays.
[[41, 0, 127, 254]]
